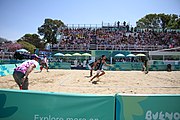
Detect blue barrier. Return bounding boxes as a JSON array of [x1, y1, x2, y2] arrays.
[[0, 64, 39, 76], [116, 94, 180, 120], [0, 89, 179, 120], [0, 89, 115, 120]]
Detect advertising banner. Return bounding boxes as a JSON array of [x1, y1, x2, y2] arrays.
[[116, 94, 180, 120], [0, 89, 115, 120]]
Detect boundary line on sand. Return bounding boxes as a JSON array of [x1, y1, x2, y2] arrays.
[[59, 72, 74, 85], [59, 84, 180, 89], [59, 76, 72, 85]]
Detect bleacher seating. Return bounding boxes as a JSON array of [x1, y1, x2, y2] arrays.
[[54, 27, 180, 51]]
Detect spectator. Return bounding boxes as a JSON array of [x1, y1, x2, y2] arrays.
[[57, 27, 180, 50]]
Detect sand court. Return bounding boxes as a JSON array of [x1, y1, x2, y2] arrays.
[[0, 69, 180, 94]]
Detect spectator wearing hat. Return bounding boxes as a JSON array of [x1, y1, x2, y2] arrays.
[[13, 54, 40, 90]]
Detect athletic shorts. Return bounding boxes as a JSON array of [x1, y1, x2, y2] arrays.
[[96, 69, 104, 74], [88, 65, 92, 70], [13, 70, 29, 90], [41, 63, 48, 68]]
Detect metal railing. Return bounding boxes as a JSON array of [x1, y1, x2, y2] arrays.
[[51, 44, 169, 51], [66, 24, 102, 29], [96, 45, 169, 51], [0, 52, 14, 60], [52, 44, 90, 51]]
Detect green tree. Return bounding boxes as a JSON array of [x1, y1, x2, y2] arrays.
[[38, 18, 65, 46], [6, 43, 22, 52], [136, 13, 180, 31], [167, 14, 179, 29], [158, 13, 171, 30], [17, 41, 36, 53], [136, 14, 160, 29], [18, 34, 44, 49]]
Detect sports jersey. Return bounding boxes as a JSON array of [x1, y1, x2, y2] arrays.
[[14, 60, 39, 74]]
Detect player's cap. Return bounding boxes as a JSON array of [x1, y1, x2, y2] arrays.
[[31, 54, 40, 59]]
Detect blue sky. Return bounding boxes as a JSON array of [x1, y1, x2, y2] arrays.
[[0, 0, 180, 40]]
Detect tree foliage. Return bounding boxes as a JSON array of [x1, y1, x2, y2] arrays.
[[17, 34, 44, 49], [2, 42, 22, 52], [7, 43, 22, 52], [17, 41, 36, 53], [38, 18, 65, 45], [136, 13, 180, 30]]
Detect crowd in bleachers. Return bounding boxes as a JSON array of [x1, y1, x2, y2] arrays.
[[57, 27, 180, 51]]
